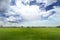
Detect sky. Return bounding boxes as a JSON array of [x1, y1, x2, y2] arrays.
[[0, 0, 60, 26]]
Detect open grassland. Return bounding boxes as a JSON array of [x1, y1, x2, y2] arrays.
[[0, 28, 60, 40]]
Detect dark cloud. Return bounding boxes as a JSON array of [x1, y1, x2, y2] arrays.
[[45, 0, 60, 11]]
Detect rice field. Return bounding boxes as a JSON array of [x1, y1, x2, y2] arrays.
[[0, 28, 60, 40]]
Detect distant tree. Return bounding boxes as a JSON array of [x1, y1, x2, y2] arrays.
[[56, 26, 60, 28], [0, 25, 3, 28]]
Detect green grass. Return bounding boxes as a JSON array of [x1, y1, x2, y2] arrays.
[[0, 28, 60, 40]]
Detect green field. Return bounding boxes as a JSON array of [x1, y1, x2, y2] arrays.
[[0, 28, 60, 40]]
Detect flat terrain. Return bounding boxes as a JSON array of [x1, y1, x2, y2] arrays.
[[0, 28, 60, 40]]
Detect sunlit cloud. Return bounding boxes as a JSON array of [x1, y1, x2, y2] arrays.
[[0, 0, 60, 26]]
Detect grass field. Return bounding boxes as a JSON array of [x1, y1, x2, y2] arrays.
[[0, 28, 60, 40]]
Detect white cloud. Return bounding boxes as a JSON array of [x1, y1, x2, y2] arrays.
[[0, 0, 60, 26], [4, 0, 56, 22]]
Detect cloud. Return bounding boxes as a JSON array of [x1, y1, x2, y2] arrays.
[[0, 0, 60, 26], [0, 0, 56, 22], [12, 0, 55, 21]]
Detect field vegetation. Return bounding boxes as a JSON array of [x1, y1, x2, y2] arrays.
[[0, 28, 60, 40]]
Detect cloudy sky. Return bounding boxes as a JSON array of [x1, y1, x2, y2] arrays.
[[0, 0, 60, 26]]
